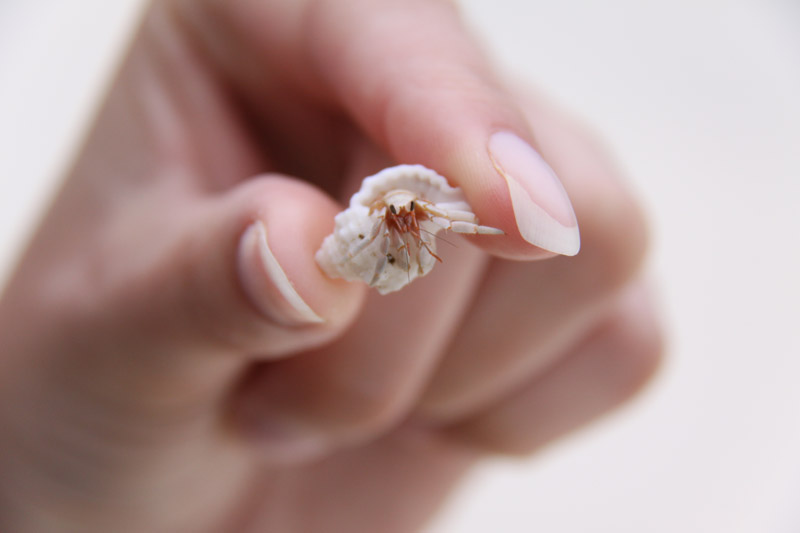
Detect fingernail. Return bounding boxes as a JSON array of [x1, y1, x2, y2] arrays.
[[488, 131, 580, 256], [238, 221, 324, 326]]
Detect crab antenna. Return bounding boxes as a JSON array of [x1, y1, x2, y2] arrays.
[[420, 227, 456, 247]]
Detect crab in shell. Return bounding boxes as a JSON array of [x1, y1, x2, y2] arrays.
[[316, 165, 503, 294]]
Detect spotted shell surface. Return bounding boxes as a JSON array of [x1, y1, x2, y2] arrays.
[[315, 165, 483, 294]]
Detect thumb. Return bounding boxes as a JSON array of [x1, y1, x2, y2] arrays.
[[133, 175, 365, 359]]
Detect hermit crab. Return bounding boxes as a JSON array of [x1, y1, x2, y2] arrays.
[[316, 165, 503, 294]]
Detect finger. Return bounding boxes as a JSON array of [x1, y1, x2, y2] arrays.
[[99, 175, 365, 361], [0, 176, 367, 431], [415, 91, 651, 422], [308, 0, 580, 258], [230, 240, 488, 462], [188, 0, 579, 259], [0, 175, 367, 511], [242, 428, 479, 532], [444, 284, 663, 455], [50, 175, 367, 423]]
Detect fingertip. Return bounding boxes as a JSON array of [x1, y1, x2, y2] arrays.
[[187, 175, 366, 356], [439, 127, 581, 260], [489, 132, 581, 256], [238, 220, 325, 326], [236, 175, 366, 326]]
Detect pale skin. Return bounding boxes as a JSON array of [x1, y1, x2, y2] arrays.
[[0, 0, 663, 531]]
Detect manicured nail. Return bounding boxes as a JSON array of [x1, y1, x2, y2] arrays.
[[238, 221, 324, 326], [488, 131, 580, 256]]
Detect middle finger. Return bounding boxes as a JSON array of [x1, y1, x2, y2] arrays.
[[415, 92, 650, 423], [231, 234, 488, 460]]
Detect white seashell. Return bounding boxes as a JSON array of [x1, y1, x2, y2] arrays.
[[316, 165, 503, 294]]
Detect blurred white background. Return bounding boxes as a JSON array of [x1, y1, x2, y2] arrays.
[[1, 1, 798, 532]]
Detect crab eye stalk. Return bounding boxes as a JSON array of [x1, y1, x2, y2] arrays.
[[409, 201, 415, 211], [389, 204, 397, 215]]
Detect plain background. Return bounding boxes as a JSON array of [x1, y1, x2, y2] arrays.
[[1, 1, 799, 532]]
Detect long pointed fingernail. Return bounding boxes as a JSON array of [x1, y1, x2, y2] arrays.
[[488, 131, 580, 256], [238, 221, 324, 326]]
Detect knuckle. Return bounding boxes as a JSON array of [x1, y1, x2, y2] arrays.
[[445, 294, 665, 459], [605, 307, 665, 403], [444, 421, 548, 458], [324, 381, 410, 437]]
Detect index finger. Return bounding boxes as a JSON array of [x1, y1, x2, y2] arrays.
[[305, 0, 580, 259], [194, 0, 580, 259]]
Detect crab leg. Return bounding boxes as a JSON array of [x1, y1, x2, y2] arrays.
[[391, 229, 411, 272], [449, 221, 504, 235], [428, 216, 504, 235], [369, 227, 392, 286]]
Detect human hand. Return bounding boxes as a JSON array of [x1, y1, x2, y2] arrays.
[[0, 0, 662, 531]]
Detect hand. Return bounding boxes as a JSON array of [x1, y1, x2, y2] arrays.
[[0, 0, 662, 531]]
